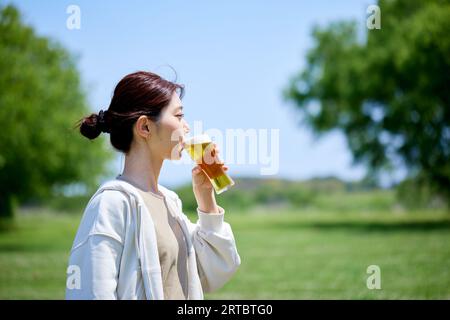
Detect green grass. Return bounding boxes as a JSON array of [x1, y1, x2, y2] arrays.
[[0, 207, 449, 299]]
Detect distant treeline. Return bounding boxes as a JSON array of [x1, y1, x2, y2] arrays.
[[41, 176, 448, 215], [174, 176, 395, 214]]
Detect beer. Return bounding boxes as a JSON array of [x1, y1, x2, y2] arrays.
[[184, 134, 235, 194]]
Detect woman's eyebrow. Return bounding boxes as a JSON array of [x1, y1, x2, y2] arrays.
[[175, 106, 184, 112]]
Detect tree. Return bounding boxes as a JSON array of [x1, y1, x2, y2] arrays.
[[0, 5, 113, 220], [284, 0, 450, 204]]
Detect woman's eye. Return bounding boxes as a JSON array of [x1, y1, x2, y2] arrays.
[[176, 114, 185, 119]]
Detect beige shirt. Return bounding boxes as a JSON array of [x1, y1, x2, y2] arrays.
[[117, 176, 189, 299]]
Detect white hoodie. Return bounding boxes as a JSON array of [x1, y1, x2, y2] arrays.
[[65, 179, 241, 300]]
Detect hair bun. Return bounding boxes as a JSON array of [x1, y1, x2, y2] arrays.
[[79, 110, 109, 140], [97, 110, 110, 133]]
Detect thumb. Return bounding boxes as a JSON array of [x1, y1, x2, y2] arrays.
[[192, 165, 202, 174]]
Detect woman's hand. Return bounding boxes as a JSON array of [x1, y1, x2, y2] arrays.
[[191, 143, 228, 213]]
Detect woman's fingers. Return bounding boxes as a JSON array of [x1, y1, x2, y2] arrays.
[[211, 144, 228, 169], [192, 165, 202, 174], [210, 143, 219, 158]]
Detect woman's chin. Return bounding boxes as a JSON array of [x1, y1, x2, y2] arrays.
[[169, 150, 183, 160]]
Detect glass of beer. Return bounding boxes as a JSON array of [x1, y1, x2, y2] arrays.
[[184, 134, 235, 194]]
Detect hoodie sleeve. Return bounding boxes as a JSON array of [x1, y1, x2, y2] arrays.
[[172, 193, 241, 293], [66, 235, 123, 299], [65, 190, 128, 300]]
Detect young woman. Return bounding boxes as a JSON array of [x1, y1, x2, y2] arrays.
[[65, 71, 241, 300]]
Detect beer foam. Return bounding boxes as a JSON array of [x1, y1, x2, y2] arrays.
[[184, 134, 212, 145]]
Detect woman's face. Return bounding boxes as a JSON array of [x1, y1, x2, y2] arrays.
[[147, 92, 190, 160]]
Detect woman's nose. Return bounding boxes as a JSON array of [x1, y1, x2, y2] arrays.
[[183, 120, 190, 134]]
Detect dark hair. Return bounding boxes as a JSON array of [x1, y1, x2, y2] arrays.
[[78, 71, 184, 153]]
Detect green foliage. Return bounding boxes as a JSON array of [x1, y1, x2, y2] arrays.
[[396, 173, 448, 209], [0, 5, 113, 218], [45, 195, 92, 214], [284, 0, 450, 204]]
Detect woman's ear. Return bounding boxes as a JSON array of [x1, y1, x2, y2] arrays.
[[136, 115, 151, 138]]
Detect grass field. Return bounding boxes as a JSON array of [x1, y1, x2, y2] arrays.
[[0, 206, 449, 299]]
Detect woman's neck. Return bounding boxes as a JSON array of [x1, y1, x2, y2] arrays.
[[120, 146, 163, 194]]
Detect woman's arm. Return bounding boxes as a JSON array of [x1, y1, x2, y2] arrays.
[[66, 235, 123, 299], [190, 142, 227, 214], [184, 145, 241, 291], [192, 207, 241, 292], [66, 190, 128, 300], [191, 165, 221, 213], [173, 192, 241, 293]]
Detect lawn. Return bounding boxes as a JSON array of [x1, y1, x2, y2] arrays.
[[0, 206, 449, 299]]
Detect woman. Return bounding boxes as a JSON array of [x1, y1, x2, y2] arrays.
[[65, 71, 241, 300]]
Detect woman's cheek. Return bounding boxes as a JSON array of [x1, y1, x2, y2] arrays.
[[163, 120, 185, 159], [167, 134, 182, 159]]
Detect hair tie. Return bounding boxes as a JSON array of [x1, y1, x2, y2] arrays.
[[97, 110, 110, 133]]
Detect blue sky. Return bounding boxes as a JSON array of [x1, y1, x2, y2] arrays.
[[6, 0, 387, 188]]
